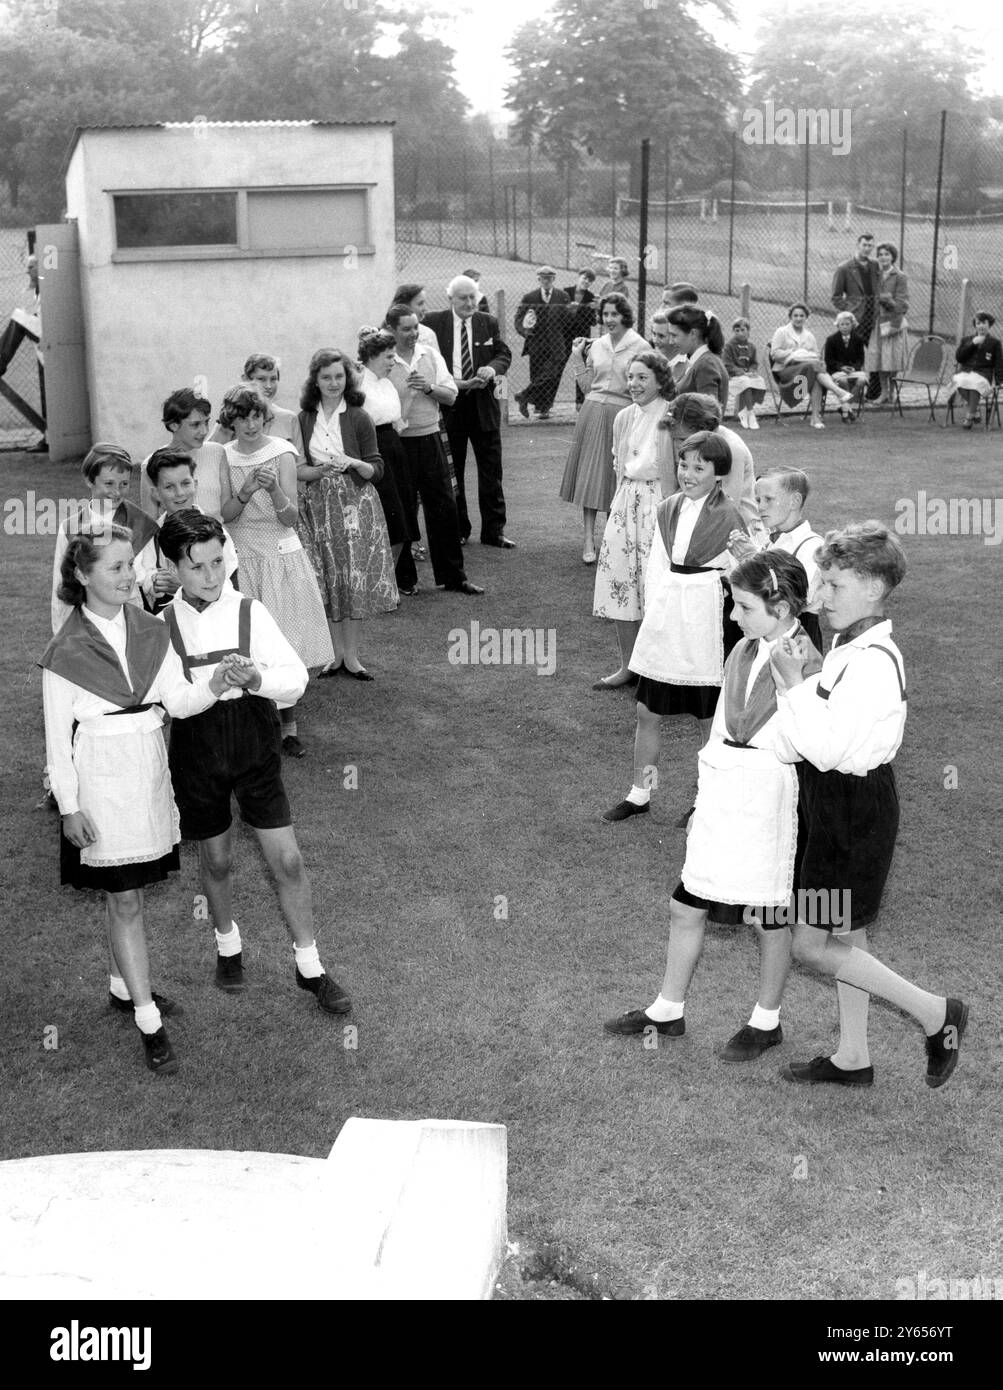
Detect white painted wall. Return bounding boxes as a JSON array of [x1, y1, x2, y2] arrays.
[[65, 123, 395, 455]]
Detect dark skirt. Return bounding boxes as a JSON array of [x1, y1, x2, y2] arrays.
[[60, 829, 179, 893], [374, 424, 414, 547], [797, 761, 899, 930], [634, 601, 743, 720]]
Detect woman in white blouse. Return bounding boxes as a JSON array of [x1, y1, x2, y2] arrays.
[[592, 351, 677, 688], [770, 303, 853, 429], [357, 328, 413, 576]]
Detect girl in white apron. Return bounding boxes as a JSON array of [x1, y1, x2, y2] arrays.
[[41, 524, 230, 1075], [604, 551, 822, 1060], [602, 431, 746, 823]]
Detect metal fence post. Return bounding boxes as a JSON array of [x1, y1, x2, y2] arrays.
[[638, 139, 650, 337], [727, 129, 737, 297], [565, 160, 572, 271], [489, 138, 498, 258], [527, 142, 533, 266], [929, 110, 947, 335], [899, 127, 907, 270], [803, 141, 810, 304], [610, 160, 617, 255]]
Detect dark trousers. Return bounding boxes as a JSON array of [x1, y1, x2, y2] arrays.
[[441, 400, 506, 542], [397, 433, 467, 588], [522, 348, 567, 413]]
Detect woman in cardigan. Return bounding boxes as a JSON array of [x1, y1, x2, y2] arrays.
[[950, 312, 1003, 429], [667, 306, 730, 410], [297, 349, 398, 682], [868, 244, 909, 405], [770, 303, 853, 429], [559, 293, 649, 563]]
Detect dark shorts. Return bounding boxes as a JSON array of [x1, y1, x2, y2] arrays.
[[797, 761, 898, 931], [169, 696, 291, 841]]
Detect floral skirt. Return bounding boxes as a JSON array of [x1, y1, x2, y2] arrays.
[[593, 478, 661, 621]]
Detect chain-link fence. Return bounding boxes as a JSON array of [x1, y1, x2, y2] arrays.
[[0, 228, 42, 449], [394, 111, 1003, 415]]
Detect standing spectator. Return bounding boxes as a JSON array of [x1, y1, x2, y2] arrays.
[[950, 312, 1003, 429], [386, 304, 483, 594], [661, 283, 700, 309], [210, 354, 305, 459], [649, 309, 689, 386], [599, 256, 631, 299], [868, 244, 909, 405], [559, 293, 649, 563], [667, 306, 730, 409], [462, 269, 490, 313], [823, 312, 869, 419], [513, 266, 571, 422], [358, 328, 413, 578], [722, 317, 767, 429], [142, 388, 228, 519], [390, 283, 438, 348], [831, 233, 879, 395], [424, 275, 515, 548]]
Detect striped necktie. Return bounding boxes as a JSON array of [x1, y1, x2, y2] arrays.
[[460, 320, 473, 379]]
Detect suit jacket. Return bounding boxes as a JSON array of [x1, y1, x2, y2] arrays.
[[423, 309, 512, 431], [824, 330, 867, 374], [298, 403, 384, 485], [831, 256, 878, 324], [514, 288, 571, 358]]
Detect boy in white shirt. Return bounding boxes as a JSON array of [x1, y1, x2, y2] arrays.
[[136, 450, 238, 613], [730, 467, 823, 649], [158, 509, 351, 1015]]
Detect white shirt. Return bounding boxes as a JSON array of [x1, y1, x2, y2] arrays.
[[776, 618, 905, 775], [309, 399, 347, 463], [135, 509, 240, 603], [43, 606, 217, 814], [772, 519, 822, 611], [450, 312, 474, 380], [361, 369, 404, 428], [390, 342, 457, 436], [164, 583, 308, 710], [671, 493, 708, 564]]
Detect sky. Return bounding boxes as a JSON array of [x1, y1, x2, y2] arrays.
[[442, 0, 1001, 119]]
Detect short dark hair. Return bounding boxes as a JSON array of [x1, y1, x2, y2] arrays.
[[677, 430, 731, 475], [158, 509, 225, 565], [666, 392, 722, 433], [667, 304, 724, 354], [300, 349, 365, 413], [391, 283, 424, 311], [217, 385, 272, 431], [385, 302, 419, 332], [817, 520, 906, 594], [58, 523, 133, 607], [243, 353, 279, 379], [358, 329, 397, 364], [146, 447, 195, 486], [875, 242, 898, 264], [162, 388, 211, 429], [667, 282, 699, 304], [973, 310, 996, 328], [577, 268, 596, 282], [731, 549, 809, 618], [599, 292, 634, 328], [759, 466, 810, 503], [787, 302, 810, 319], [857, 232, 875, 245], [81, 443, 133, 484]]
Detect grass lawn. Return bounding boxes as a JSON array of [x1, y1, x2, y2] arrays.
[[1, 410, 1000, 1306]]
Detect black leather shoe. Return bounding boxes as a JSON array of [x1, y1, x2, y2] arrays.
[[342, 667, 375, 682], [296, 969, 352, 1015], [601, 798, 649, 823], [781, 1055, 874, 1086], [604, 1009, 684, 1037], [141, 1026, 178, 1075], [282, 735, 306, 758], [718, 1023, 782, 1063], [215, 952, 245, 993], [925, 998, 968, 1089], [318, 663, 342, 679], [516, 393, 529, 419], [482, 535, 516, 548], [399, 584, 420, 596], [446, 580, 485, 595], [110, 990, 182, 1018]]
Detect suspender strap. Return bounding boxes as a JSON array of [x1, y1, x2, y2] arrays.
[[817, 644, 906, 703], [793, 533, 820, 560], [164, 598, 253, 679], [164, 607, 192, 682], [237, 596, 252, 657]]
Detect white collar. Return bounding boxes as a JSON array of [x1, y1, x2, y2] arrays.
[[680, 492, 708, 513], [689, 343, 708, 363], [82, 604, 126, 633]]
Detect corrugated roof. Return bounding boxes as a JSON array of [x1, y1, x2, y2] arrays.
[[64, 118, 394, 168]]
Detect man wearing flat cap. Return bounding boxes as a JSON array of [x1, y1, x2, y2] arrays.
[[513, 266, 571, 420]]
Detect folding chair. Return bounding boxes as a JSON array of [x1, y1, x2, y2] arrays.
[[891, 336, 947, 423], [763, 354, 813, 425], [944, 379, 1001, 431]]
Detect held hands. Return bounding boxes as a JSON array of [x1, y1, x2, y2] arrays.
[[770, 634, 810, 691], [152, 568, 180, 596], [405, 370, 428, 394], [221, 654, 261, 691], [726, 529, 757, 561], [62, 809, 98, 849], [254, 462, 279, 493]]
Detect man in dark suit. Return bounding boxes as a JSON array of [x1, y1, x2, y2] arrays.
[[562, 269, 597, 408], [513, 266, 571, 422], [425, 276, 515, 548], [832, 233, 879, 397]]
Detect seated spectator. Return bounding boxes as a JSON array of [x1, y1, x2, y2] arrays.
[[950, 312, 1003, 429], [823, 312, 869, 420], [769, 303, 853, 429], [722, 317, 767, 429]]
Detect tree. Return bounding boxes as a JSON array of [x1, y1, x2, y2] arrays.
[[504, 0, 741, 191], [745, 0, 984, 201]]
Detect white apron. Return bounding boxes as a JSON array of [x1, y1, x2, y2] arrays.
[[682, 729, 799, 906], [629, 526, 724, 686], [73, 710, 179, 867]]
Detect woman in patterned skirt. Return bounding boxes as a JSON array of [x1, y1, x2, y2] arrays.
[[296, 349, 398, 682], [219, 386, 334, 757], [592, 351, 676, 688]]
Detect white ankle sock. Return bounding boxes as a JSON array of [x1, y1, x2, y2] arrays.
[[748, 1003, 780, 1031], [294, 941, 324, 979], [133, 1002, 163, 1035], [645, 995, 684, 1023], [109, 975, 130, 1001], [215, 922, 242, 957], [626, 785, 650, 807]]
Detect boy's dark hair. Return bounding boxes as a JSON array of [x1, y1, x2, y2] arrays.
[[678, 430, 731, 476], [217, 385, 273, 430], [158, 509, 225, 565], [760, 466, 810, 503], [973, 311, 996, 328], [577, 268, 596, 282], [299, 349, 365, 413], [162, 388, 211, 429], [58, 523, 133, 606], [731, 549, 809, 618], [817, 520, 906, 593], [243, 353, 278, 378], [81, 443, 133, 484], [599, 292, 634, 328], [146, 447, 195, 486]]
